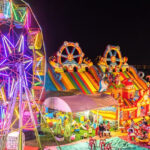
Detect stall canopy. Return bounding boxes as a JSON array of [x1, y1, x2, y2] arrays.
[[43, 93, 118, 113]]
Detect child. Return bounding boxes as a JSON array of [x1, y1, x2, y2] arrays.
[[106, 121, 111, 137]]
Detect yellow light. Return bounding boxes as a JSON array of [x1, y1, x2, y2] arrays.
[[15, 109, 19, 118], [23, 60, 32, 64], [35, 51, 43, 57]]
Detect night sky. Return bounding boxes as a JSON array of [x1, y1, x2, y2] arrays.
[[25, 0, 150, 65]]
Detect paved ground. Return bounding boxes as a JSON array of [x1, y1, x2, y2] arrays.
[[44, 131, 127, 150]]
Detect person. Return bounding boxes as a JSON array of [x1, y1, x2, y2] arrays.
[[103, 122, 106, 131], [139, 120, 143, 127], [105, 121, 111, 137], [93, 120, 97, 129], [147, 115, 150, 125], [99, 123, 105, 137], [141, 125, 148, 140], [89, 112, 94, 124], [95, 126, 99, 136], [124, 120, 130, 132], [130, 119, 134, 128], [107, 121, 111, 130], [142, 117, 148, 126]]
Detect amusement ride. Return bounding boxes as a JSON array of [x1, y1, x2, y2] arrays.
[[0, 0, 149, 150], [0, 0, 48, 149]]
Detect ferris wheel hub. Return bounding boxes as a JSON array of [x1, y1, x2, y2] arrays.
[[68, 54, 73, 61], [111, 56, 116, 63]]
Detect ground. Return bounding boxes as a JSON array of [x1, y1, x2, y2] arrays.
[[25, 130, 127, 149]]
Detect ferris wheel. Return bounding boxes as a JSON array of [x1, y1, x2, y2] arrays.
[[103, 45, 123, 68], [0, 0, 46, 101], [0, 0, 47, 149], [57, 41, 84, 65]]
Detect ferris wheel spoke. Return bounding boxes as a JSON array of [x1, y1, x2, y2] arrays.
[[25, 61, 33, 70], [73, 55, 81, 58], [26, 71, 33, 77], [61, 54, 68, 58], [113, 51, 117, 56], [71, 47, 76, 54], [64, 60, 69, 64], [34, 76, 42, 83], [36, 71, 43, 80], [0, 66, 9, 71], [110, 62, 117, 66], [0, 59, 7, 66], [106, 58, 111, 61], [16, 35, 24, 53], [109, 51, 113, 56], [24, 55, 33, 60], [24, 71, 28, 87], [116, 58, 120, 62], [0, 73, 9, 77], [65, 47, 70, 54], [2, 36, 14, 56]]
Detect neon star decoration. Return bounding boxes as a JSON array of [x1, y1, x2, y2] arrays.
[[0, 34, 42, 149], [0, 35, 33, 98]]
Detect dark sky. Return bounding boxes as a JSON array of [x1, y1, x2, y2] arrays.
[[25, 0, 150, 65]]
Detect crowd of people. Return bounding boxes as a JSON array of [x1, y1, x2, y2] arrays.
[[96, 116, 150, 139], [95, 121, 111, 137]]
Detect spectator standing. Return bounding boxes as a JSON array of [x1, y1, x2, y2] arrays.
[[142, 117, 147, 126], [99, 123, 105, 137], [130, 119, 134, 128]]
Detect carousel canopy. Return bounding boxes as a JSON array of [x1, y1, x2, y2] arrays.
[[43, 93, 118, 113]]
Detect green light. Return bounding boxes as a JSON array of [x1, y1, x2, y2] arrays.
[[34, 82, 42, 86], [12, 3, 26, 23], [20, 10, 26, 22], [12, 3, 19, 21]]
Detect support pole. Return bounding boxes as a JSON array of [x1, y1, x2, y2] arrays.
[[118, 106, 120, 130], [24, 83, 42, 150], [19, 64, 23, 150]]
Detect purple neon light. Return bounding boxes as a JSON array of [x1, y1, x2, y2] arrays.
[[25, 9, 31, 29], [15, 35, 24, 53], [2, 38, 8, 57], [0, 35, 33, 91], [10, 82, 18, 98], [0, 59, 7, 66], [0, 73, 9, 77], [8, 77, 10, 97], [3, 36, 15, 48], [24, 71, 28, 87], [2, 36, 15, 56], [24, 54, 32, 60], [25, 61, 32, 70]]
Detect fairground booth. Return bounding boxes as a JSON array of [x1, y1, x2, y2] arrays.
[[43, 94, 118, 141]]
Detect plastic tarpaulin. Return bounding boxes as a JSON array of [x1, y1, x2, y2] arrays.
[[43, 94, 118, 113]]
